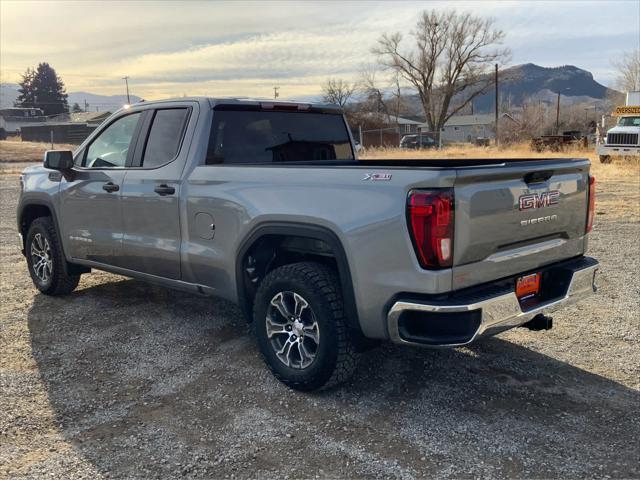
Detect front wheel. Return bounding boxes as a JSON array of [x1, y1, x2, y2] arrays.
[[26, 217, 80, 295], [253, 262, 358, 391]]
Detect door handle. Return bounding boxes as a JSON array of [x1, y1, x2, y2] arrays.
[[154, 184, 175, 195], [102, 182, 119, 193]]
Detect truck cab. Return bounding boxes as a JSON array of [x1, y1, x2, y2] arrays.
[[597, 92, 640, 163]]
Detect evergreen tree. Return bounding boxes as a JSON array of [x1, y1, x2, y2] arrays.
[[15, 68, 36, 108], [15, 63, 68, 115]]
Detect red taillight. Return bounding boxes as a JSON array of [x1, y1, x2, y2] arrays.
[[586, 175, 596, 233], [407, 189, 454, 269]]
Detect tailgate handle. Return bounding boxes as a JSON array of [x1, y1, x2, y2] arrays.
[[524, 170, 553, 184]]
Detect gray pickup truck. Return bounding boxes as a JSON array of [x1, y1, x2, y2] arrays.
[[18, 97, 598, 390]]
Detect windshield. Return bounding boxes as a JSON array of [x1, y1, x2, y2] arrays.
[[206, 110, 354, 164], [617, 116, 640, 127]]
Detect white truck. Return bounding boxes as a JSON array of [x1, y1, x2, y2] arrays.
[[597, 91, 640, 163]]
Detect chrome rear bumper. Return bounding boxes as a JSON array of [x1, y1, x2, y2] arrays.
[[387, 259, 598, 347]]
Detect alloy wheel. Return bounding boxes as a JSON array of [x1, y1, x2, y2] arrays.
[[30, 233, 53, 283], [266, 291, 320, 369]]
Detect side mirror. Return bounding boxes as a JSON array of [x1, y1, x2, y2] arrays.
[[44, 150, 74, 171]]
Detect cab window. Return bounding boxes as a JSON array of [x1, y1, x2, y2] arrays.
[[206, 110, 354, 164], [83, 112, 141, 168], [617, 116, 640, 127], [140, 108, 189, 168]]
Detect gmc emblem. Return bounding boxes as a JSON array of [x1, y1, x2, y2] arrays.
[[519, 191, 560, 210]]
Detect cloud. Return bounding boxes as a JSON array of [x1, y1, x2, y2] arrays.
[[1, 0, 634, 97]]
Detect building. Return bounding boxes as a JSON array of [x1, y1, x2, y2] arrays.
[[21, 122, 99, 144], [69, 111, 112, 126], [419, 113, 518, 144], [356, 113, 425, 147], [0, 107, 47, 135], [19, 110, 112, 144]]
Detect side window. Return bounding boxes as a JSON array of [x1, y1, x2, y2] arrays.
[[141, 108, 189, 168], [84, 113, 141, 168]]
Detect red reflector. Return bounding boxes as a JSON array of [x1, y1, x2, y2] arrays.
[[586, 175, 595, 233], [407, 189, 454, 269]]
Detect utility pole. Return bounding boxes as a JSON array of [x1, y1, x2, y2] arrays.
[[273, 86, 279, 99], [84, 99, 88, 112], [555, 91, 561, 135], [494, 64, 499, 146], [122, 76, 131, 104]]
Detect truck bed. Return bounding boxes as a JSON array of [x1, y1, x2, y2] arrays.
[[219, 158, 587, 168]]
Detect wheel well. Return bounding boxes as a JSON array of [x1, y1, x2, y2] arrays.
[[236, 225, 365, 344], [19, 204, 52, 244], [18, 203, 90, 275], [240, 234, 338, 313]]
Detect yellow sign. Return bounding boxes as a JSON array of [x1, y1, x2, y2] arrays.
[[614, 105, 640, 116]]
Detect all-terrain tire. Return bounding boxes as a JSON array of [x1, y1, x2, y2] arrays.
[[26, 217, 80, 295], [253, 261, 358, 391]]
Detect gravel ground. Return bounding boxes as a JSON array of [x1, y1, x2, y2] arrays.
[[1, 162, 639, 479]]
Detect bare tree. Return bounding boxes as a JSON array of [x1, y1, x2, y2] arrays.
[[372, 9, 510, 136], [358, 65, 390, 118], [612, 49, 640, 92], [321, 78, 356, 108]]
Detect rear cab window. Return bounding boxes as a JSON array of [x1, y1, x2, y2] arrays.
[[140, 108, 190, 168], [205, 109, 354, 164]]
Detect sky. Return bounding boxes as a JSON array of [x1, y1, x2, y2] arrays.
[[1, 0, 638, 100]]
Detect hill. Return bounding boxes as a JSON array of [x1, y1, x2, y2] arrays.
[[398, 64, 620, 117], [0, 83, 141, 113], [471, 63, 618, 112]]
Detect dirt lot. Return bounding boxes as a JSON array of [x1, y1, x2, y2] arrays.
[[0, 139, 77, 163], [1, 144, 639, 478]]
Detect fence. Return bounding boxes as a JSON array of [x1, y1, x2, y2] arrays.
[[361, 127, 403, 148], [360, 128, 441, 149]]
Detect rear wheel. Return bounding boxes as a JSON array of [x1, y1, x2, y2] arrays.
[[26, 217, 80, 295], [253, 262, 358, 391]]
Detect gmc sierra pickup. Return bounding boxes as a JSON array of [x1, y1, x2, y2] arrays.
[[18, 97, 598, 390]]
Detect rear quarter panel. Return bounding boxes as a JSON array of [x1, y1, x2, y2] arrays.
[[182, 165, 456, 339]]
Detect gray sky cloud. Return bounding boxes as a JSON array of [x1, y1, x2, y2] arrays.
[[1, 0, 637, 99]]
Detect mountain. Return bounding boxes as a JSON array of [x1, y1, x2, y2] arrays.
[[0, 83, 141, 113], [0, 84, 20, 108], [471, 63, 617, 112], [398, 64, 619, 118], [66, 91, 142, 112]]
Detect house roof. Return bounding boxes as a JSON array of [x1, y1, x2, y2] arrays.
[[444, 114, 495, 126], [360, 112, 423, 125], [69, 111, 112, 123], [419, 113, 518, 128]]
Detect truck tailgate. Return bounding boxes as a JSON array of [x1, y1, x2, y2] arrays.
[[452, 159, 590, 290]]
